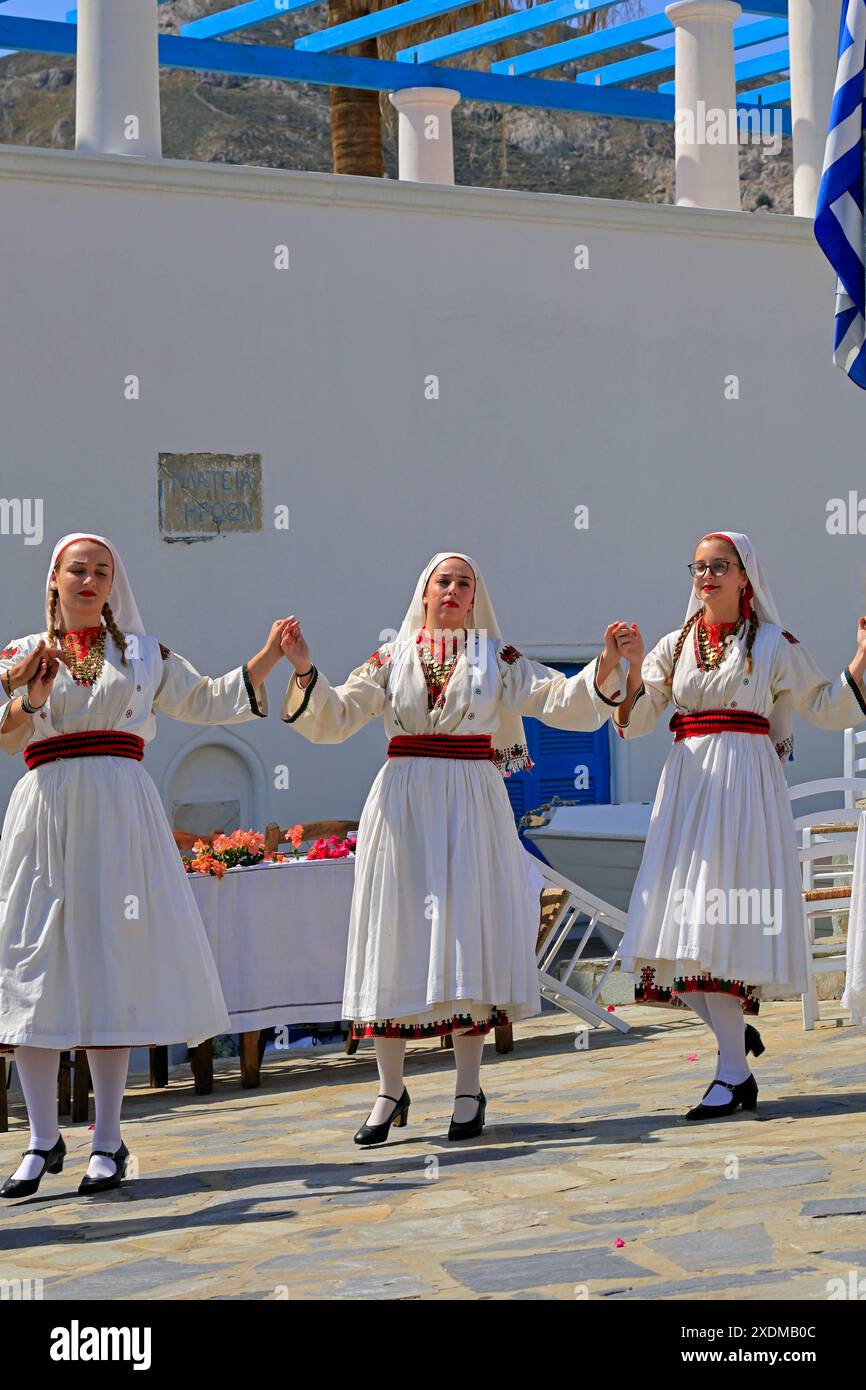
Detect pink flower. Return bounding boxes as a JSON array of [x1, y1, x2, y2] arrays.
[[687, 1052, 698, 1061], [613, 1238, 625, 1248]]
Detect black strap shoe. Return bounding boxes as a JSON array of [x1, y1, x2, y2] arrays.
[[448, 1089, 487, 1141], [685, 1074, 758, 1122], [744, 1023, 765, 1057], [716, 1023, 765, 1060], [353, 1089, 410, 1146], [1, 1134, 66, 1199], [78, 1142, 129, 1195]]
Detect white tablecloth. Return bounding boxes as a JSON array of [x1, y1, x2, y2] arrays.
[[186, 848, 548, 1035], [188, 858, 355, 1032], [842, 811, 866, 1025]]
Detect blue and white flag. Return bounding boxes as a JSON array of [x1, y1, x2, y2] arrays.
[[814, 0, 866, 387]]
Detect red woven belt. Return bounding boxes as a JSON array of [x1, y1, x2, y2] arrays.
[[670, 710, 770, 742], [24, 730, 145, 770], [387, 734, 495, 760]]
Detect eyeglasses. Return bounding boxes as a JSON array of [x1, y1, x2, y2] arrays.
[[688, 560, 737, 578]]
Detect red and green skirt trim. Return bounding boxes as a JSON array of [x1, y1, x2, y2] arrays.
[[351, 1008, 510, 1040], [635, 966, 760, 1015]]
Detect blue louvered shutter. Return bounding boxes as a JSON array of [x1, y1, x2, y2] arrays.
[[502, 661, 611, 843]]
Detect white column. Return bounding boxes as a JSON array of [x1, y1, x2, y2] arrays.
[[75, 0, 162, 158], [788, 0, 839, 217], [666, 0, 742, 210], [388, 88, 460, 184]]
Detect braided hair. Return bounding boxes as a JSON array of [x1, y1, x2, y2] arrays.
[[670, 537, 759, 679], [47, 576, 129, 666]]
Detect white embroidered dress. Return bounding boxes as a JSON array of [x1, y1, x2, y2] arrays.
[[0, 632, 268, 1049], [601, 621, 866, 1008], [281, 635, 620, 1034]]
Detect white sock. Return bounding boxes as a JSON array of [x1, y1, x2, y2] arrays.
[[85, 1049, 129, 1180], [452, 1030, 486, 1123], [367, 1038, 407, 1126], [9, 1046, 61, 1183], [701, 995, 750, 1105]]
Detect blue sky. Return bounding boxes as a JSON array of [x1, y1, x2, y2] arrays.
[[0, 1, 787, 71]]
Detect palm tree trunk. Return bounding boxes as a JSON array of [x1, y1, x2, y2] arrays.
[[329, 0, 383, 177]]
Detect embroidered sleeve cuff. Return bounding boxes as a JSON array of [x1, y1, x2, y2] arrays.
[[241, 663, 268, 718], [614, 683, 646, 735], [843, 667, 866, 720], [281, 668, 319, 723], [592, 656, 625, 707]]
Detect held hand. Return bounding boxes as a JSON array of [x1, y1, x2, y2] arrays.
[[603, 622, 631, 665], [616, 622, 645, 671], [6, 640, 68, 692], [280, 616, 311, 672], [26, 652, 62, 710], [857, 617, 866, 656], [265, 618, 292, 658]]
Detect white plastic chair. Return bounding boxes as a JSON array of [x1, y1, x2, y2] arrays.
[[843, 728, 866, 806], [789, 777, 864, 1029], [533, 859, 629, 1034]]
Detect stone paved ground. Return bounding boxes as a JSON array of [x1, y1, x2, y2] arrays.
[[1, 1002, 865, 1300]]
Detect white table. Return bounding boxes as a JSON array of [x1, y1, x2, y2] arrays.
[[189, 856, 355, 1033], [842, 812, 866, 1025]]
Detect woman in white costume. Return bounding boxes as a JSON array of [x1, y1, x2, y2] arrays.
[[601, 531, 866, 1120], [0, 533, 285, 1197], [279, 552, 623, 1144]]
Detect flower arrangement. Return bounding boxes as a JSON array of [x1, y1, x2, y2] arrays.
[[306, 833, 357, 860], [182, 825, 357, 876]]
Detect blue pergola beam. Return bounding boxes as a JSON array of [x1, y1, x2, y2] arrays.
[[65, 1, 171, 15], [301, 0, 620, 55], [399, 0, 627, 65], [738, 0, 787, 14], [0, 15, 677, 122], [491, 16, 673, 78], [737, 79, 790, 105], [181, 0, 320, 39], [576, 19, 787, 86], [657, 45, 789, 92], [400, 0, 788, 65]]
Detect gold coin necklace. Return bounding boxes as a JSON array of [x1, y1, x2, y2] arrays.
[[62, 625, 108, 687]]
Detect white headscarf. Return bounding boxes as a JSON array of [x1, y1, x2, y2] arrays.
[[688, 530, 793, 761], [390, 551, 532, 777], [46, 533, 145, 635]]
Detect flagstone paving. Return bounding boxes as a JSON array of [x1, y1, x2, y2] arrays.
[[1, 1002, 865, 1300]]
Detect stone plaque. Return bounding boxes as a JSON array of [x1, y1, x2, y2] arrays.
[[158, 452, 262, 541]]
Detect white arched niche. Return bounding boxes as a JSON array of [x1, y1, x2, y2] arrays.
[[160, 728, 268, 836]]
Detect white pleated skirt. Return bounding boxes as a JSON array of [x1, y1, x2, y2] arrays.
[[343, 755, 542, 1029], [621, 730, 810, 1003], [0, 756, 231, 1049]]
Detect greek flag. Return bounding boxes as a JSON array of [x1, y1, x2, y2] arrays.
[[814, 0, 866, 387]]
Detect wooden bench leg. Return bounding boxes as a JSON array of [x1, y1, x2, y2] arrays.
[[72, 1049, 92, 1122], [58, 1051, 72, 1116], [344, 1035, 360, 1055], [440, 1033, 454, 1050], [257, 1030, 269, 1067], [494, 1023, 514, 1054], [0, 1055, 8, 1134], [149, 1045, 169, 1089], [189, 1039, 213, 1095], [239, 1030, 262, 1089]]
